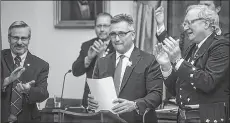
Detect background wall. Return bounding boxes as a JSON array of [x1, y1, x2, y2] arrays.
[[1, 1, 134, 109]]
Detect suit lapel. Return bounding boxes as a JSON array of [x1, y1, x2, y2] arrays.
[[108, 53, 116, 77], [3, 50, 14, 72], [21, 52, 33, 83], [183, 43, 196, 61], [119, 47, 141, 95], [193, 33, 216, 61]]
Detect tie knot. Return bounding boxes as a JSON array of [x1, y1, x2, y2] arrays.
[[119, 55, 125, 60]]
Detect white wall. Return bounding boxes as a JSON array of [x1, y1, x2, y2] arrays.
[[1, 1, 133, 108]]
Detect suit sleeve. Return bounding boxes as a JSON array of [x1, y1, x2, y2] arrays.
[[135, 59, 163, 114], [72, 43, 88, 77], [27, 63, 49, 103], [176, 39, 229, 93]]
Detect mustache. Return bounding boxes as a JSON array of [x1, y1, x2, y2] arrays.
[[14, 44, 24, 47]]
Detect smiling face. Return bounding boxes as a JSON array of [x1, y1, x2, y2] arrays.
[[110, 21, 135, 54], [95, 15, 111, 41], [8, 27, 30, 56], [183, 9, 207, 43]]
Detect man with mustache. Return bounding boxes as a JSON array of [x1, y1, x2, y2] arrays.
[[155, 5, 229, 123], [72, 13, 114, 110], [1, 21, 49, 122]]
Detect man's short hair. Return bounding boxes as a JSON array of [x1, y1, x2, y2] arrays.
[[95, 12, 112, 25], [8, 21, 31, 38], [199, 0, 221, 7], [111, 14, 134, 31], [186, 5, 220, 34]]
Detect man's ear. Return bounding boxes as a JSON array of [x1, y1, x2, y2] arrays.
[[204, 21, 210, 30], [215, 6, 221, 14]]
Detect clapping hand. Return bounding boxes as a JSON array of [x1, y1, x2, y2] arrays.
[[88, 39, 107, 60], [155, 6, 165, 28], [8, 66, 25, 83], [161, 37, 182, 63], [16, 80, 35, 93]]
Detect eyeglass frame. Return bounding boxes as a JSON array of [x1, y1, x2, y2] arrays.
[[9, 35, 30, 41], [109, 30, 133, 39], [182, 18, 206, 28]]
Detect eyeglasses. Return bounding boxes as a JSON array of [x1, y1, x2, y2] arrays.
[[9, 36, 30, 41], [182, 18, 205, 28], [109, 31, 132, 39], [96, 24, 110, 28]]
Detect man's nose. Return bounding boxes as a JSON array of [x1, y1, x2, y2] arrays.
[[17, 39, 23, 44], [115, 35, 120, 41]]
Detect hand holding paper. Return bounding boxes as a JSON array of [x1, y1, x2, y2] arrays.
[[87, 77, 117, 113]]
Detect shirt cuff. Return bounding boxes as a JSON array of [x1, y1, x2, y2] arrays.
[[156, 24, 166, 36], [175, 59, 184, 70], [84, 56, 91, 68], [160, 65, 172, 78]]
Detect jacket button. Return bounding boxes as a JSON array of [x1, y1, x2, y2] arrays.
[[191, 83, 194, 85], [180, 88, 182, 91], [180, 95, 182, 98], [187, 98, 190, 102], [213, 120, 217, 123], [206, 119, 210, 123], [190, 74, 193, 78], [191, 60, 194, 65], [192, 67, 196, 71], [193, 86, 196, 89]]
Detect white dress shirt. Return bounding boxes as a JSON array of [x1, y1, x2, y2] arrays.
[[11, 51, 28, 67], [115, 44, 134, 90]]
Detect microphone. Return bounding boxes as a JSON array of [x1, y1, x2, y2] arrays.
[[60, 69, 72, 108]]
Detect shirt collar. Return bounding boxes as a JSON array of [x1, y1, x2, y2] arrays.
[[197, 33, 212, 48], [116, 43, 134, 60], [11, 51, 28, 62]]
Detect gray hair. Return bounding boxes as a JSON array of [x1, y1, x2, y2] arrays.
[[186, 5, 221, 34], [8, 21, 31, 38], [111, 14, 135, 31]]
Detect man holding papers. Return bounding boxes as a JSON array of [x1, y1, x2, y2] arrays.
[[88, 14, 163, 123]]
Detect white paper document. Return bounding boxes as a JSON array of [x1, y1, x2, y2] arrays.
[[87, 77, 117, 112]]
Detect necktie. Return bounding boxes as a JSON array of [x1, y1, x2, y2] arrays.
[[10, 55, 22, 121], [113, 55, 125, 95], [188, 45, 198, 62]]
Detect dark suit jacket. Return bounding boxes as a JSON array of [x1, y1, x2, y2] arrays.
[[1, 49, 49, 123], [72, 38, 114, 108], [93, 47, 163, 123], [157, 31, 229, 122]]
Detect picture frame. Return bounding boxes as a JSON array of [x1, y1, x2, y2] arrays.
[[54, 1, 110, 29]]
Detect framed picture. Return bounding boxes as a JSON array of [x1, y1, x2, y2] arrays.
[[54, 0, 110, 29]]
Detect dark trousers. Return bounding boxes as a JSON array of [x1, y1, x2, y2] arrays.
[[177, 108, 200, 123]]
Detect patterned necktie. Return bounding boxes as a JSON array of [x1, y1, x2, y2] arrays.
[[10, 55, 22, 118], [188, 45, 198, 62], [114, 55, 125, 95]]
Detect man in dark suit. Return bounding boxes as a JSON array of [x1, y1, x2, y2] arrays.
[[72, 13, 114, 109], [87, 14, 163, 123], [1, 21, 49, 123], [155, 5, 229, 123]]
